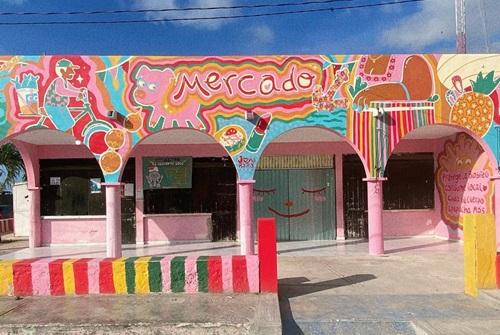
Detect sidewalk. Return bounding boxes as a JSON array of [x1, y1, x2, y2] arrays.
[[0, 293, 281, 335], [277, 240, 500, 335], [0, 237, 498, 334]]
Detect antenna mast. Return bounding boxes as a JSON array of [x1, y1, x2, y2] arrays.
[[455, 0, 466, 53]]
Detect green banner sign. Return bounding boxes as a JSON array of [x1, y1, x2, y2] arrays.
[[143, 156, 192, 190]]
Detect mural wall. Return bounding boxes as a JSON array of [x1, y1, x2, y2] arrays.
[[0, 255, 260, 296], [0, 54, 499, 232]]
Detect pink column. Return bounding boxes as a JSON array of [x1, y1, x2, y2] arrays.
[[135, 157, 145, 244], [28, 187, 41, 248], [103, 182, 123, 257], [492, 176, 500, 251], [335, 154, 345, 239], [238, 180, 255, 255], [363, 177, 386, 255]]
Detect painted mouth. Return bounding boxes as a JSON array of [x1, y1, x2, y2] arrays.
[[268, 207, 310, 218]]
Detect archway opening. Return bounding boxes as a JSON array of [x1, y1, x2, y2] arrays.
[[127, 128, 238, 243]]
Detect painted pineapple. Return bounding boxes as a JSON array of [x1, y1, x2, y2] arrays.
[[449, 71, 500, 137]]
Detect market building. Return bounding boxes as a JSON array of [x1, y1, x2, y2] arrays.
[[0, 54, 498, 258]]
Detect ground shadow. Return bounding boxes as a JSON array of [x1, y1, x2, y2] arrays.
[[384, 240, 460, 254], [279, 274, 376, 335], [277, 239, 368, 255]]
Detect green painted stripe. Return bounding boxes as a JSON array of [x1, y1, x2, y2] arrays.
[[197, 256, 209, 293], [148, 257, 163, 293], [125, 257, 139, 294], [171, 256, 187, 293]]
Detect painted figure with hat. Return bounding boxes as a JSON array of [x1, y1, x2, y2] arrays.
[[43, 58, 87, 132]]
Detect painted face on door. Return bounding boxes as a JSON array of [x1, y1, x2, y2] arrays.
[[253, 185, 327, 218]]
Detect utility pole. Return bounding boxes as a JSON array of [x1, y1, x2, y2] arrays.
[[455, 0, 466, 53]]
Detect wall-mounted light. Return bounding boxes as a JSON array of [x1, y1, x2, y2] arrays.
[[75, 140, 82, 145]]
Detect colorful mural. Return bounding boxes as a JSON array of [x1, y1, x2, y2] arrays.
[[436, 133, 494, 230], [0, 255, 260, 296], [0, 54, 499, 182]]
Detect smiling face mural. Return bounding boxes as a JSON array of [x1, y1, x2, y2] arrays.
[[253, 168, 335, 241]]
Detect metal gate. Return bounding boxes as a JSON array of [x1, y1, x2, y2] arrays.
[[254, 169, 336, 241], [121, 197, 136, 244], [342, 155, 368, 239], [121, 158, 136, 244]]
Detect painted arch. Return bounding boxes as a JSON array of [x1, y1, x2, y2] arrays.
[[0, 54, 499, 181]]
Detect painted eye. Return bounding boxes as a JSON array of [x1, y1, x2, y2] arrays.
[[253, 188, 276, 195], [456, 159, 463, 166], [148, 83, 157, 91], [301, 187, 326, 195], [465, 159, 472, 165], [137, 79, 146, 88]]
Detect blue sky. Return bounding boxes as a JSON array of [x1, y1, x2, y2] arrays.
[[0, 0, 498, 56]]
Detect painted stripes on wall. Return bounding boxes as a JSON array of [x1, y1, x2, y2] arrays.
[[351, 105, 435, 177], [0, 255, 259, 296]]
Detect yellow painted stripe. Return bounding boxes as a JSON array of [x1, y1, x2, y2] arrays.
[[135, 257, 151, 294], [62, 259, 79, 295], [0, 260, 19, 296], [112, 258, 127, 294]]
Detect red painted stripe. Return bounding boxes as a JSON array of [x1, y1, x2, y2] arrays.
[[99, 258, 115, 294], [363, 113, 370, 170], [207, 256, 223, 293], [404, 110, 411, 134], [258, 218, 278, 293], [49, 259, 68, 296], [232, 256, 250, 293], [73, 258, 91, 295], [12, 259, 37, 296]]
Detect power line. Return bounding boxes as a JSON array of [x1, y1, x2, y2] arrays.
[[0, 0, 425, 26], [0, 0, 351, 16]]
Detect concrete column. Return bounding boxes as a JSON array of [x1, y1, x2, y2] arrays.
[[335, 154, 345, 240], [363, 177, 386, 255], [135, 157, 145, 244], [237, 180, 255, 255], [492, 176, 500, 251], [103, 182, 123, 257], [28, 187, 42, 248]]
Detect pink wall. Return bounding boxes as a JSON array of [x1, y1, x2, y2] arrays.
[[41, 217, 106, 245], [383, 210, 437, 236], [38, 145, 95, 159], [36, 136, 473, 244], [144, 213, 212, 243]]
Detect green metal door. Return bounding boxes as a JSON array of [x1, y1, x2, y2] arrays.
[[254, 170, 289, 241], [254, 169, 336, 241], [288, 169, 335, 240]]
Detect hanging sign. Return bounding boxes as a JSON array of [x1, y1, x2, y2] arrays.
[[143, 156, 192, 190]]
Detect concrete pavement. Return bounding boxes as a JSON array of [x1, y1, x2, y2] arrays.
[[278, 242, 500, 335], [0, 236, 499, 334]]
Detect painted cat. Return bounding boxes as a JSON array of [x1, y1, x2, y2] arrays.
[[132, 64, 205, 131]]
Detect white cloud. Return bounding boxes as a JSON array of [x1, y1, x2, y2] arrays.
[[133, 0, 239, 30], [247, 25, 275, 45], [379, 0, 500, 52], [379, 1, 455, 51]]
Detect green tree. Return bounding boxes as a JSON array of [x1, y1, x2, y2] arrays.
[[0, 142, 26, 191]]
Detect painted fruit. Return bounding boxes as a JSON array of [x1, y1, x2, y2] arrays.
[[100, 151, 122, 174], [123, 113, 142, 132], [449, 71, 500, 137], [105, 129, 125, 149]]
